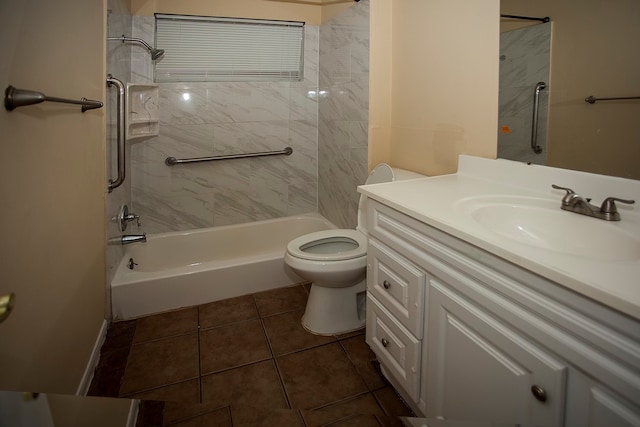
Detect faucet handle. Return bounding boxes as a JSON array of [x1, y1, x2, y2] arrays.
[[125, 213, 141, 227], [551, 184, 575, 194], [552, 184, 577, 205], [600, 197, 635, 213]]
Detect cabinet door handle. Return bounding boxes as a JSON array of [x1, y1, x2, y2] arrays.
[[383, 280, 391, 290], [531, 385, 547, 402], [381, 338, 389, 347]]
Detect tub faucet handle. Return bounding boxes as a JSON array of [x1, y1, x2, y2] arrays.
[[125, 212, 141, 227], [114, 204, 141, 231]]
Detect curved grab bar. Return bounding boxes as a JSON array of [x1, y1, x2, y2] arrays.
[[530, 81, 546, 154], [106, 75, 126, 193]]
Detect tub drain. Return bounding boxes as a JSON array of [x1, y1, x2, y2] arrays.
[[127, 258, 138, 270]]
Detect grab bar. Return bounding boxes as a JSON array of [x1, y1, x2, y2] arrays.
[[165, 146, 293, 166], [500, 14, 550, 23], [106, 75, 126, 193], [530, 81, 546, 154], [4, 85, 103, 112], [585, 95, 640, 104]]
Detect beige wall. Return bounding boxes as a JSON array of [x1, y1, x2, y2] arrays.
[[0, 0, 108, 393], [130, 0, 352, 25], [370, 0, 500, 176], [501, 0, 640, 179]]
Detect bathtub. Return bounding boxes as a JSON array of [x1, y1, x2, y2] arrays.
[[111, 213, 336, 320]]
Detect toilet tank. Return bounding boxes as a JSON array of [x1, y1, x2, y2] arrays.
[[356, 163, 426, 232]]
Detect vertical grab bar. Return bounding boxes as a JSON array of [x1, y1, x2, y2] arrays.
[[530, 81, 546, 154], [106, 75, 126, 193]]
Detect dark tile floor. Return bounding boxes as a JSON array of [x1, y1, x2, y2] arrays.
[[88, 283, 414, 426]]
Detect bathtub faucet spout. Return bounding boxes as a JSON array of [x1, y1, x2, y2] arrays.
[[109, 233, 147, 245]]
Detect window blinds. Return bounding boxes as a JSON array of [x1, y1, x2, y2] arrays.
[[155, 14, 304, 82]]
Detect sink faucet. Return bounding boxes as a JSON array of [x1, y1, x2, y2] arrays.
[[552, 185, 635, 221]]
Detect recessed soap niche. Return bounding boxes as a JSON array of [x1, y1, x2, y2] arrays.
[[126, 83, 159, 141]]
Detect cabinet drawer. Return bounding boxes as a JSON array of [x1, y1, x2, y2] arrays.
[[366, 294, 421, 401], [367, 238, 426, 337]]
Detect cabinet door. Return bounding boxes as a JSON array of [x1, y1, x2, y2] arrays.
[[565, 369, 640, 427], [426, 279, 567, 426]]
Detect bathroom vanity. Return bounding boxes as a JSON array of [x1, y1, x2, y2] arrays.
[[358, 156, 640, 426]]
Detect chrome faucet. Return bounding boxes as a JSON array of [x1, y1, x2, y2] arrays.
[[121, 233, 147, 244], [552, 185, 635, 221], [108, 233, 147, 245], [113, 204, 141, 232]]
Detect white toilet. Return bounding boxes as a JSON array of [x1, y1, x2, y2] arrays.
[[284, 164, 425, 335]]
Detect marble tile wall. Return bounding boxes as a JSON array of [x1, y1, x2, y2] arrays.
[[129, 17, 320, 233], [317, 0, 370, 229], [106, 0, 133, 315], [498, 23, 551, 165]]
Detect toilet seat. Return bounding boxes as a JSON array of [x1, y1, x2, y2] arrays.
[[286, 229, 367, 262]]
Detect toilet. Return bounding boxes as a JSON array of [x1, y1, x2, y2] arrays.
[[284, 164, 425, 335]]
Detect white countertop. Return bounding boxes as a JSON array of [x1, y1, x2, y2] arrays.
[[358, 156, 640, 321]]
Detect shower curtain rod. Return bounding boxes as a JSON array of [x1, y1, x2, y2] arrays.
[[500, 14, 550, 23]]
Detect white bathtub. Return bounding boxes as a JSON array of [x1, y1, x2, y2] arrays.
[[111, 213, 336, 320]]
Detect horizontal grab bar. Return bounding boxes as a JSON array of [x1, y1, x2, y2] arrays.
[[585, 95, 640, 104], [165, 146, 293, 166], [500, 14, 550, 23], [4, 85, 103, 112]]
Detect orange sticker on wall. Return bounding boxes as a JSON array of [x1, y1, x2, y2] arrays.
[[500, 125, 512, 134]]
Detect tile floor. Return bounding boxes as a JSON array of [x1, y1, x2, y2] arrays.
[[88, 283, 414, 426]]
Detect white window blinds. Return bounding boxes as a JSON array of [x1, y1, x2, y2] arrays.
[[155, 14, 304, 82]]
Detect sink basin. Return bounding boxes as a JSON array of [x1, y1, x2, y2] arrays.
[[457, 196, 640, 262]]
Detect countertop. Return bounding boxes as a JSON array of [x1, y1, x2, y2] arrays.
[[358, 156, 640, 321]]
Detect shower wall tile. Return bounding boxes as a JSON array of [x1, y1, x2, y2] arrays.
[[132, 186, 215, 231], [126, 14, 387, 233], [290, 87, 319, 123], [294, 26, 320, 89], [498, 23, 551, 166], [106, 0, 133, 304], [131, 16, 155, 84], [159, 84, 212, 125], [318, 0, 370, 229], [131, 24, 319, 233]]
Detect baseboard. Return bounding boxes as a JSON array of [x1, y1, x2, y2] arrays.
[[76, 319, 108, 396], [127, 400, 140, 427]]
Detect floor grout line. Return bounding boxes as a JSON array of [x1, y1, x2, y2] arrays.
[[197, 305, 203, 404], [91, 283, 412, 425]]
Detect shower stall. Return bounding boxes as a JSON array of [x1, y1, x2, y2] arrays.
[[104, 0, 371, 318]]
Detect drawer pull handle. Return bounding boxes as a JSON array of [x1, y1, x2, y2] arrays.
[[383, 280, 391, 289], [381, 338, 389, 347], [531, 385, 547, 402]]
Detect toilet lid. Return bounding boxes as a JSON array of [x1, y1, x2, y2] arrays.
[[287, 229, 367, 261]]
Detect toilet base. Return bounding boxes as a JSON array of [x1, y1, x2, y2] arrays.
[[301, 280, 367, 335]]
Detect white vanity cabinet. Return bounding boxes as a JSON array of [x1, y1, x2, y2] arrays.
[[363, 198, 640, 426]]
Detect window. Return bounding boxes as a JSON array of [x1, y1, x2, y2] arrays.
[[155, 14, 304, 82]]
